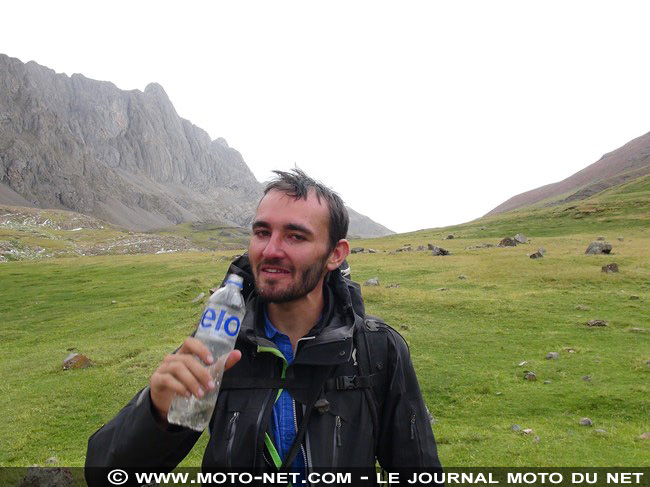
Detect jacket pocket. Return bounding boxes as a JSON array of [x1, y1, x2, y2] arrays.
[[226, 411, 240, 468]]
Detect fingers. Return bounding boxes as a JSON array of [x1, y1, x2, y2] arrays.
[[159, 354, 214, 398], [149, 338, 243, 419], [149, 337, 218, 418], [178, 336, 214, 365]]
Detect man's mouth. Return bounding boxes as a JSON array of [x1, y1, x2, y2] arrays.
[[260, 266, 291, 275]]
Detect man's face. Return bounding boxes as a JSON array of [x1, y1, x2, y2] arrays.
[[249, 189, 333, 303]]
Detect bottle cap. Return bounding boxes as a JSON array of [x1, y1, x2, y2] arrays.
[[225, 274, 244, 288]]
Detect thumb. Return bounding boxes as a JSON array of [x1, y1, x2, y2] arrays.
[[224, 349, 242, 371]]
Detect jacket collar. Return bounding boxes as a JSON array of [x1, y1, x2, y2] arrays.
[[227, 254, 362, 366]]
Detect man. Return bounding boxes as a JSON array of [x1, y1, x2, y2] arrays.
[[86, 169, 441, 483]]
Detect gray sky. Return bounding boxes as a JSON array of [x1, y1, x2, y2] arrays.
[[3, 1, 650, 233]]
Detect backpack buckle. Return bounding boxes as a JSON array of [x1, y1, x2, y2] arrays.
[[336, 375, 357, 390]]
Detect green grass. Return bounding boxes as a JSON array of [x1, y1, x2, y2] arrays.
[[1, 232, 648, 467], [1, 174, 649, 468]]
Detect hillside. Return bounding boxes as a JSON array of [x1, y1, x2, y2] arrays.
[[4, 169, 649, 262], [0, 205, 250, 262], [487, 130, 650, 216], [0, 54, 393, 238]]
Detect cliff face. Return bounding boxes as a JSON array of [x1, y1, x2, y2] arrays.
[[0, 54, 262, 230], [0, 54, 394, 237]]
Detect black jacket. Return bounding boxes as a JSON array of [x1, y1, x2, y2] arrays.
[[85, 259, 441, 484]]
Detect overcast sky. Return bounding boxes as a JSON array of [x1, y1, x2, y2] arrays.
[[3, 1, 650, 233]]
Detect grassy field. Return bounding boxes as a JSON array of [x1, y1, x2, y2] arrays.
[[1, 183, 649, 468]]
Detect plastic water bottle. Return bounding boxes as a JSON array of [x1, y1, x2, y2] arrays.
[[167, 274, 245, 431]]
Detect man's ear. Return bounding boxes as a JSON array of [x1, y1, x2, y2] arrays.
[[326, 239, 350, 271]]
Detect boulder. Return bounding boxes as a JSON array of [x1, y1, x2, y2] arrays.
[[368, 248, 377, 253], [63, 353, 94, 370], [18, 467, 74, 487], [430, 246, 450, 256], [350, 247, 364, 254], [601, 263, 618, 273], [587, 319, 608, 327], [416, 245, 425, 251], [545, 352, 559, 360], [617, 236, 624, 242], [524, 372, 537, 381], [537, 247, 547, 255], [499, 237, 517, 247], [364, 277, 380, 286], [585, 242, 612, 255], [514, 233, 527, 244], [597, 236, 605, 241], [529, 252, 544, 259], [445, 235, 454, 240], [580, 418, 593, 426]]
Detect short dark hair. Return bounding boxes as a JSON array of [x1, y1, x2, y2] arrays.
[[263, 168, 349, 251]]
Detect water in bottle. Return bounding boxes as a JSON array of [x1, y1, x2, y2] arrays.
[[167, 274, 245, 431]]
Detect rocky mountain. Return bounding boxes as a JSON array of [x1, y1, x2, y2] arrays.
[[346, 207, 394, 238], [486, 130, 650, 215], [0, 54, 393, 237]]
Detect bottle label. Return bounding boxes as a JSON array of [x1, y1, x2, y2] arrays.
[[200, 307, 241, 337]]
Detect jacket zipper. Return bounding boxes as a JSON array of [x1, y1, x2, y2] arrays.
[[292, 399, 309, 483], [409, 408, 423, 466], [332, 415, 342, 466], [226, 411, 240, 468]]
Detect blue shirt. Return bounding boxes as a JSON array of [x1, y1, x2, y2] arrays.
[[264, 312, 307, 478]]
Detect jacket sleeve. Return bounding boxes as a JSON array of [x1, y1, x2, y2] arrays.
[[376, 328, 442, 470], [85, 385, 202, 486]]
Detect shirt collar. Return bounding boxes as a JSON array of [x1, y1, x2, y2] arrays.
[[263, 308, 284, 339], [263, 305, 326, 340]]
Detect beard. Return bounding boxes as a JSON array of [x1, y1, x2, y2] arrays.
[[254, 252, 330, 303]]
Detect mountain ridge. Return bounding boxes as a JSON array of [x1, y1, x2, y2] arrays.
[[486, 130, 650, 216], [0, 54, 393, 237]]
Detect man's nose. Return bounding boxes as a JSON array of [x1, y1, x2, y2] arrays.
[[262, 234, 284, 259]]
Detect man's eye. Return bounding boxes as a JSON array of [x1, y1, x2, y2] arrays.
[[290, 234, 306, 241], [254, 230, 270, 237]]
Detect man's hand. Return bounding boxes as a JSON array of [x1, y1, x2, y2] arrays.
[[149, 337, 242, 421]]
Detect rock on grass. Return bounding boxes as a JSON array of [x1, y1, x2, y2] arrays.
[[587, 319, 608, 327]]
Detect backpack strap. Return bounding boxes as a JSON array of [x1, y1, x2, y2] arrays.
[[221, 376, 312, 390]]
